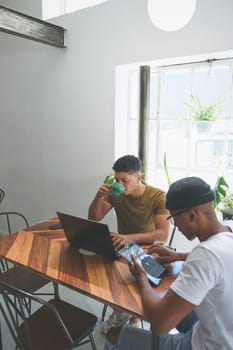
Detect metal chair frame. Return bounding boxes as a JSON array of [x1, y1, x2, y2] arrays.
[[0, 211, 29, 234], [0, 280, 97, 350], [168, 225, 177, 246], [0, 212, 30, 272], [0, 211, 58, 286], [0, 190, 5, 204], [0, 212, 59, 319]]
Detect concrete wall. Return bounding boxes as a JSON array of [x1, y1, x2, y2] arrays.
[[0, 0, 233, 248]]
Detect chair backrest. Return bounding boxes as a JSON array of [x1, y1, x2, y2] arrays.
[[168, 225, 176, 246], [167, 224, 199, 251], [0, 280, 74, 350], [0, 189, 5, 204], [0, 212, 29, 235], [165, 224, 177, 247], [0, 212, 30, 273]]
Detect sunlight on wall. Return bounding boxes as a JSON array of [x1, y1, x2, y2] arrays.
[[42, 0, 109, 19]]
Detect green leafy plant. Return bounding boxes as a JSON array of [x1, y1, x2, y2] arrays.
[[214, 175, 233, 210], [163, 153, 172, 186], [141, 172, 146, 185], [221, 192, 233, 210], [163, 155, 232, 213], [103, 174, 115, 185], [184, 94, 223, 123], [213, 176, 229, 209]]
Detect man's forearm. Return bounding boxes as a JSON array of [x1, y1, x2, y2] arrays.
[[88, 196, 105, 221], [126, 230, 168, 245], [136, 275, 165, 322]]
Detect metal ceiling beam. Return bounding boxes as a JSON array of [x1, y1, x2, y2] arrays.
[[0, 6, 66, 48]]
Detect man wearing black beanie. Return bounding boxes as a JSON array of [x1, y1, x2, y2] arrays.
[[104, 176, 233, 350]]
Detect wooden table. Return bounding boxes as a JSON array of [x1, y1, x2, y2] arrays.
[[0, 218, 182, 319]]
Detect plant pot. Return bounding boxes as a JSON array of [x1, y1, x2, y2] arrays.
[[195, 121, 214, 133], [219, 204, 233, 220]]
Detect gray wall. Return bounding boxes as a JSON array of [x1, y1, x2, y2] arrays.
[[0, 0, 42, 16], [0, 0, 233, 232]]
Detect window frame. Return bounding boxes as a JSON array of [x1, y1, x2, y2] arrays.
[[116, 56, 233, 191]]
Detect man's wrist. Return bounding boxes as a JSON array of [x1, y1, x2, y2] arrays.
[[136, 275, 150, 289], [174, 252, 188, 261], [96, 193, 105, 200]]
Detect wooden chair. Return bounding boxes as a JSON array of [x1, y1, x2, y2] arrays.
[[0, 280, 97, 350], [0, 212, 59, 310]]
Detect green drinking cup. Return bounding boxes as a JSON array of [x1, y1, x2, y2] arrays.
[[111, 182, 125, 196]]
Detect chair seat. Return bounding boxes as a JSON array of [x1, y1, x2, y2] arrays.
[[0, 266, 50, 293], [18, 299, 98, 350]]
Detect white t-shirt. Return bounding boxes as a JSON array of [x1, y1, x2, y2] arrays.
[[171, 230, 233, 350]]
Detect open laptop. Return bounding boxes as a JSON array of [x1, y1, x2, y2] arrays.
[[57, 212, 118, 260], [57, 212, 167, 285]]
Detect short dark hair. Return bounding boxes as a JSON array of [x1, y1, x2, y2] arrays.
[[112, 155, 142, 173]]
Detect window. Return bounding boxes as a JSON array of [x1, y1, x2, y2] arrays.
[[116, 56, 233, 191]]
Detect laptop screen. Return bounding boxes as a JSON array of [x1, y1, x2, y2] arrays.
[[57, 212, 118, 260]]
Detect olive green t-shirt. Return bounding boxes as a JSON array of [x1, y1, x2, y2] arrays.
[[105, 185, 168, 234]]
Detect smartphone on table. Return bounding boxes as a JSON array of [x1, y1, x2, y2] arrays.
[[118, 242, 167, 286]]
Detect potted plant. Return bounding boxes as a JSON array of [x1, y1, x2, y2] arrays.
[[214, 176, 233, 219], [184, 94, 223, 132], [219, 192, 233, 219]]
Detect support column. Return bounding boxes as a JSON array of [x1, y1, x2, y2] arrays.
[[138, 65, 150, 176]]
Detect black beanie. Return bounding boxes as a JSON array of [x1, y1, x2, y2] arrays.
[[166, 176, 215, 210]]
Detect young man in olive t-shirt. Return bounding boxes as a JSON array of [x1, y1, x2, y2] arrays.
[[88, 155, 169, 333]]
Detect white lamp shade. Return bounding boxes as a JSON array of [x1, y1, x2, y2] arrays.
[[148, 0, 197, 31]]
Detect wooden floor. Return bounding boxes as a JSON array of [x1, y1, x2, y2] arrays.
[[0, 282, 149, 350]]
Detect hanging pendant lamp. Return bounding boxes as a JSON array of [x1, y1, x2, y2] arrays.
[[148, 0, 197, 31]]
